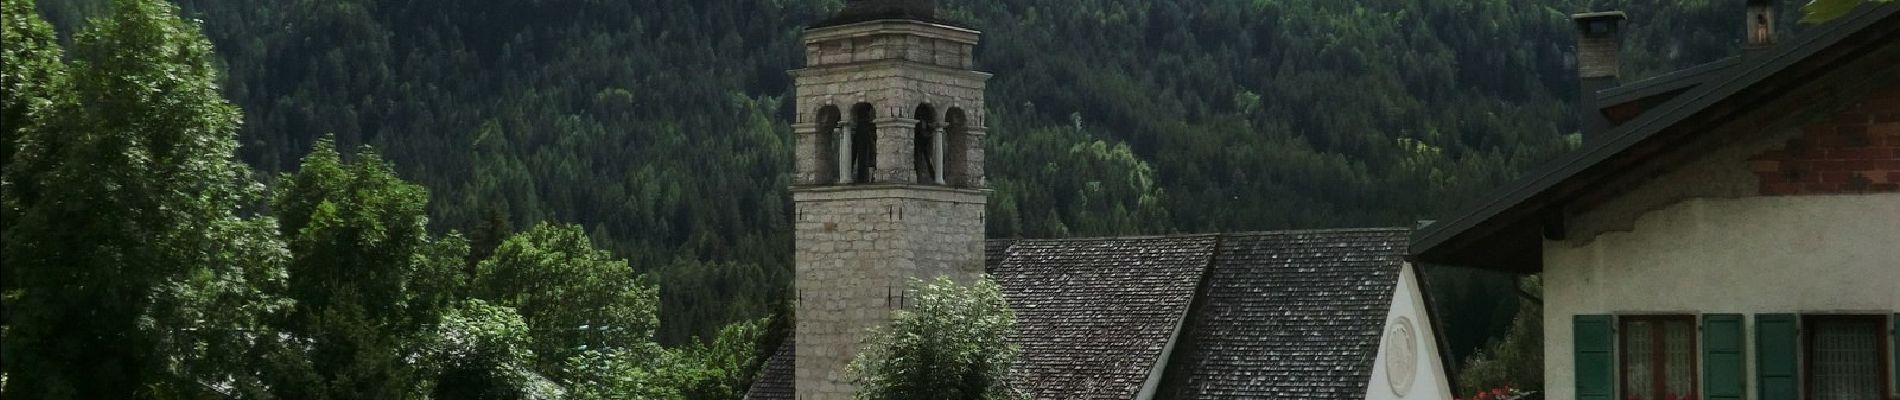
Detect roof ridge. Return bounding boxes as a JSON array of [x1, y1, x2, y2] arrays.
[[1216, 227, 1412, 236], [1596, 56, 1741, 105], [995, 226, 1410, 243], [996, 233, 1222, 243]]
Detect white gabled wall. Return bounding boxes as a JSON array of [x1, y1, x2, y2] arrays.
[[1540, 193, 1900, 400], [1365, 263, 1455, 400]]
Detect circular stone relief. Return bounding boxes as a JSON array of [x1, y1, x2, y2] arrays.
[[1385, 316, 1419, 396]]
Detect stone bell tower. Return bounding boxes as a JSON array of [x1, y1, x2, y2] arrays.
[[789, 0, 989, 398]]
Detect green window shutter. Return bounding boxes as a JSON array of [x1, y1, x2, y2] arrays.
[[1756, 313, 1799, 400], [1702, 314, 1745, 400], [1575, 315, 1615, 400]]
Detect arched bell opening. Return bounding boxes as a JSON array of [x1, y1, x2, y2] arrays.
[[814, 105, 842, 184], [848, 103, 877, 184], [913, 104, 941, 185], [943, 107, 971, 187]]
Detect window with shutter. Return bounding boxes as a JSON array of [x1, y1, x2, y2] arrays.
[[1701, 314, 1745, 400], [1756, 314, 1798, 400], [1805, 315, 1886, 400], [1621, 316, 1697, 400], [1577, 315, 1616, 400]]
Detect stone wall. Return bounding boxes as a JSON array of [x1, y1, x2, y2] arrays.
[[790, 17, 989, 400], [792, 186, 986, 400]]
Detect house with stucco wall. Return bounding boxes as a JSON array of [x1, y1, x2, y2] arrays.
[[1412, 2, 1899, 400]]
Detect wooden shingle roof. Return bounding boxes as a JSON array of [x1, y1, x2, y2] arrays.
[[741, 336, 795, 400], [989, 235, 1219, 399], [1158, 228, 1409, 399], [747, 228, 1419, 400]]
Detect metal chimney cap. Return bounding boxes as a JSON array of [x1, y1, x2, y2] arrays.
[[1571, 11, 1628, 22]]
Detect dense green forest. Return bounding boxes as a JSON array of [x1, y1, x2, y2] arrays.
[[21, 0, 1793, 376]]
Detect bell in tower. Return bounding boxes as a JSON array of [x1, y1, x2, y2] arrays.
[[788, 0, 991, 398]]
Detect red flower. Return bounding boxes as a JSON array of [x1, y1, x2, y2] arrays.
[[1493, 388, 1508, 397]]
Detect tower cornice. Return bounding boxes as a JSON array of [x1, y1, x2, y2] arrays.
[[788, 59, 993, 80]]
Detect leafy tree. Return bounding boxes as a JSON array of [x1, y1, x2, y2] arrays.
[[0, 0, 70, 330], [0, 0, 66, 171], [672, 318, 772, 400], [1801, 0, 1895, 22], [987, 113, 1172, 238], [473, 222, 662, 378], [1457, 276, 1545, 399], [422, 299, 565, 400], [562, 346, 684, 400], [847, 276, 1023, 400], [269, 138, 469, 399], [0, 0, 285, 397]]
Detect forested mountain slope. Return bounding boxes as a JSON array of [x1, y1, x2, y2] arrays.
[[34, 0, 1788, 347]]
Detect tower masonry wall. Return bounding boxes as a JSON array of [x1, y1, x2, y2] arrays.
[[792, 186, 986, 400]]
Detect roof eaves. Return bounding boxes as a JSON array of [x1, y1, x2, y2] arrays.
[[1596, 57, 1741, 106], [1138, 234, 1222, 400], [1410, 263, 1462, 397], [1408, 3, 1899, 269]]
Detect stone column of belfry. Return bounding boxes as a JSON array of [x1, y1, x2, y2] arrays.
[[873, 118, 918, 184], [932, 123, 946, 185], [836, 119, 853, 185], [788, 0, 990, 397], [792, 123, 811, 182]]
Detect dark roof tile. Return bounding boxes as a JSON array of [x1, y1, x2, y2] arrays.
[[1162, 228, 1409, 399], [743, 336, 796, 400], [988, 235, 1217, 400], [751, 228, 1417, 399]]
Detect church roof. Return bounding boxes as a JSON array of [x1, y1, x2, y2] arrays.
[[990, 235, 1219, 399], [741, 335, 795, 400], [746, 227, 1428, 399], [1156, 229, 1409, 399]]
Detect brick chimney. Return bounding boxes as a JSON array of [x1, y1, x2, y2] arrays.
[[1573, 11, 1626, 140], [1746, 0, 1777, 50]]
